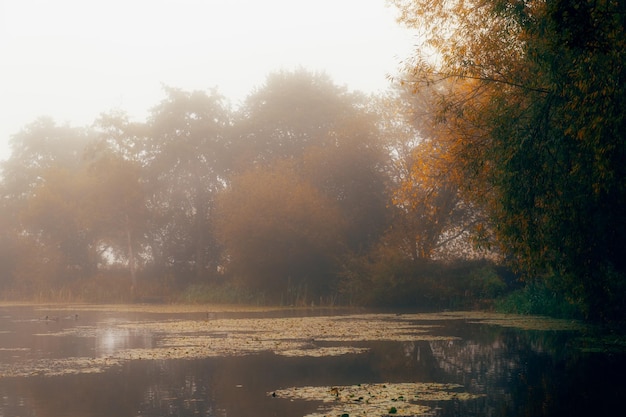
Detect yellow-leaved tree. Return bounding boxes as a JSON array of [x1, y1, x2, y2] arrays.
[[391, 0, 626, 320]]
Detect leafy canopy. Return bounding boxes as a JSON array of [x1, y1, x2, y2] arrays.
[[391, 0, 626, 320]]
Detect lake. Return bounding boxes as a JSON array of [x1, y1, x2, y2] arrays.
[[0, 304, 624, 416]]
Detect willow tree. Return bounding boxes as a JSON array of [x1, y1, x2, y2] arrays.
[[391, 0, 626, 320], [391, 137, 485, 261]]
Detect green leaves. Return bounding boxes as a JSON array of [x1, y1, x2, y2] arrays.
[[392, 0, 626, 320]]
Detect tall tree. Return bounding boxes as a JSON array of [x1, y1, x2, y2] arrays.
[[85, 152, 148, 288], [91, 112, 152, 288], [234, 69, 355, 165], [144, 87, 232, 282], [1, 119, 95, 288], [215, 161, 346, 301], [391, 0, 626, 320], [391, 138, 481, 260], [379, 86, 490, 261], [237, 70, 392, 253], [20, 166, 99, 283], [2, 117, 90, 204], [0, 191, 20, 291]]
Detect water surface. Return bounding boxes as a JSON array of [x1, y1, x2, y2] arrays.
[[0, 305, 623, 416]]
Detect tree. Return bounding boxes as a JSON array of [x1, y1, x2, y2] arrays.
[[2, 117, 90, 204], [92, 110, 151, 165], [391, 138, 481, 260], [85, 151, 148, 289], [215, 161, 346, 302], [0, 194, 19, 292], [378, 85, 491, 262], [300, 115, 391, 253], [1, 119, 96, 290], [143, 87, 232, 282], [90, 112, 154, 288], [233, 69, 356, 165], [236, 69, 392, 253], [391, 0, 626, 320], [20, 166, 99, 283]]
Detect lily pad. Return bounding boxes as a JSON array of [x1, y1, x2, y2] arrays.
[[270, 382, 484, 417]]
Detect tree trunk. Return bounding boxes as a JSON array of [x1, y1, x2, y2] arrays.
[[125, 214, 137, 289]]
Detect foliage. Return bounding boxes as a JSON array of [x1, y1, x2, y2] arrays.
[[142, 87, 233, 282], [300, 126, 390, 253], [391, 0, 626, 321], [496, 278, 584, 319], [0, 119, 95, 287], [340, 244, 506, 309], [2, 117, 90, 201], [215, 161, 346, 300], [72, 143, 151, 289], [389, 131, 488, 260], [0, 68, 503, 307], [233, 69, 356, 165], [237, 70, 391, 254]]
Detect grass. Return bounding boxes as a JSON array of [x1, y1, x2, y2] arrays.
[[176, 282, 269, 305]]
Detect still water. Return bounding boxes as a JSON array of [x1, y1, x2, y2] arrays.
[[0, 305, 624, 417]]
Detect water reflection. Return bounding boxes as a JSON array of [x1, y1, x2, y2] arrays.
[[427, 327, 624, 417], [0, 307, 625, 417], [95, 326, 154, 357]]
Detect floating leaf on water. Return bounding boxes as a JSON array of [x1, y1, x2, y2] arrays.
[[269, 382, 484, 417], [0, 304, 590, 379]]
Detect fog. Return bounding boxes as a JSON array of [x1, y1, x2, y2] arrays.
[[0, 0, 416, 161], [0, 67, 499, 307], [0, 1, 505, 308]]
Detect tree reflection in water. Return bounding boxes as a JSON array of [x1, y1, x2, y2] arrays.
[[0, 307, 625, 417], [427, 326, 623, 416]]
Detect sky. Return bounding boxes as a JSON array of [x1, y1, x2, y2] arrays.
[[0, 0, 416, 161]]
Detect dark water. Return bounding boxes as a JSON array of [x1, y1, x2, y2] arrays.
[[0, 305, 624, 417]]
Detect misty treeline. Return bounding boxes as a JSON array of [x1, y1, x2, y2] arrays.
[[0, 70, 498, 307], [2, 0, 625, 322]]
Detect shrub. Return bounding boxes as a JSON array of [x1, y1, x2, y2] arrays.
[[495, 278, 584, 319], [338, 246, 507, 310]]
